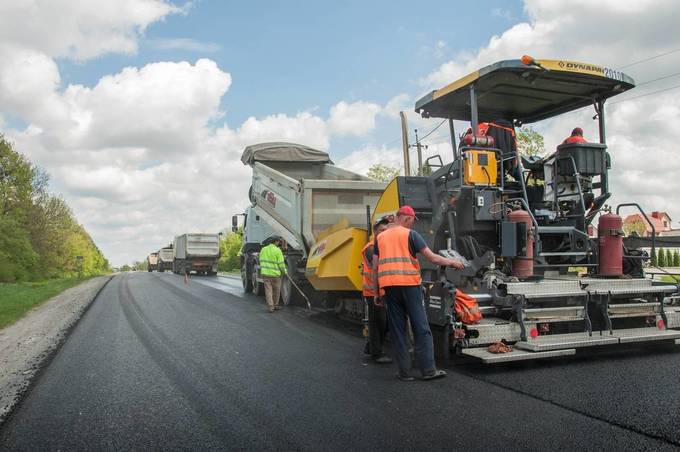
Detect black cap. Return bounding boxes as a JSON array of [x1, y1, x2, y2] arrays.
[[373, 215, 393, 229], [263, 235, 283, 245]]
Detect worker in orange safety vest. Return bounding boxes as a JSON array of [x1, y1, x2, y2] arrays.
[[372, 205, 465, 381], [562, 127, 588, 144]]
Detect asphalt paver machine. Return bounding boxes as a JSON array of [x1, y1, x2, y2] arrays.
[[372, 57, 680, 363]]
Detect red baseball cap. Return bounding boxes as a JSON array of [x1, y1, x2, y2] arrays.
[[397, 205, 418, 218]]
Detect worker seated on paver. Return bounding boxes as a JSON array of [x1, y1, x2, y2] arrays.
[[562, 127, 587, 144]]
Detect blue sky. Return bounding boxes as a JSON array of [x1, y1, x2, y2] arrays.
[[57, 0, 525, 153]]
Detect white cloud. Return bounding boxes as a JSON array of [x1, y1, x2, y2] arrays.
[[328, 101, 382, 136], [0, 0, 182, 60]]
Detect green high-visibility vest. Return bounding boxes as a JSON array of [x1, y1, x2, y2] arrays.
[[259, 243, 286, 277]]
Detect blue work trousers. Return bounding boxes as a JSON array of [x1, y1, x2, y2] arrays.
[[384, 285, 435, 376]]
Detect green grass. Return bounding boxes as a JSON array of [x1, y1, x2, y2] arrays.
[[660, 275, 680, 283], [0, 278, 85, 329]]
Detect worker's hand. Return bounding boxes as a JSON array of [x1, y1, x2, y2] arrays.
[[374, 296, 384, 307], [447, 258, 466, 269]]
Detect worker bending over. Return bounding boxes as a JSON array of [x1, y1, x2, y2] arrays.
[[361, 215, 394, 364], [259, 236, 287, 313], [373, 206, 465, 381]]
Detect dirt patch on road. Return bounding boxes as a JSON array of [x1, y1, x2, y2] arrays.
[[0, 275, 113, 424]]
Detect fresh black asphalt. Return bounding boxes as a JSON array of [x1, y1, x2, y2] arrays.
[[1, 272, 679, 451]]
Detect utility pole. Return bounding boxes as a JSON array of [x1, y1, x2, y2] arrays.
[[410, 129, 428, 176]]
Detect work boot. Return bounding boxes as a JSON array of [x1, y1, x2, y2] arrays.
[[375, 355, 393, 364], [421, 369, 447, 381], [396, 372, 415, 382]]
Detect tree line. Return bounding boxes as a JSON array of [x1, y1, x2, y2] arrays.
[[0, 135, 109, 282]]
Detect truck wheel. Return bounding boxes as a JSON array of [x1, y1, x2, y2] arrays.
[[281, 276, 303, 306], [253, 278, 263, 296], [242, 264, 253, 292], [432, 324, 452, 367]]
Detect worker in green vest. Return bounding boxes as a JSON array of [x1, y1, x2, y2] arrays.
[[259, 236, 287, 313]]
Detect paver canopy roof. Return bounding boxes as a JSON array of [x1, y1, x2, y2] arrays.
[[241, 142, 332, 164], [415, 59, 635, 124]]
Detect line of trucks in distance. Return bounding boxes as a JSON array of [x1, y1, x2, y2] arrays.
[[146, 233, 221, 276], [148, 57, 680, 364]]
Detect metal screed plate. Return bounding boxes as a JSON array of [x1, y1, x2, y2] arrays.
[[613, 328, 680, 344], [461, 347, 575, 363], [515, 332, 619, 351]]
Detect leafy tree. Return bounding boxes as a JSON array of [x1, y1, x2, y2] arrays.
[[674, 250, 680, 267], [623, 219, 647, 237], [120, 264, 132, 272], [367, 164, 400, 182], [658, 248, 667, 267], [0, 217, 37, 282], [0, 134, 109, 281], [516, 127, 545, 157], [219, 232, 243, 272], [651, 248, 657, 266]]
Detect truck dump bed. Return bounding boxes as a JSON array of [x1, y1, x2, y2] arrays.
[[174, 233, 220, 259], [157, 248, 174, 263], [242, 142, 385, 254]]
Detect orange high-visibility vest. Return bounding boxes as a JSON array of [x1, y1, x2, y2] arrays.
[[361, 241, 384, 297], [377, 226, 421, 288], [563, 135, 587, 144]]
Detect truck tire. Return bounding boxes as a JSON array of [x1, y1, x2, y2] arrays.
[[281, 276, 304, 306], [280, 258, 305, 306], [242, 263, 253, 292], [253, 278, 263, 296]]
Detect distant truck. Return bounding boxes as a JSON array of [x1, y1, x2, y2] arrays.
[[157, 246, 174, 272], [235, 142, 385, 309], [147, 252, 158, 272], [173, 233, 220, 276]]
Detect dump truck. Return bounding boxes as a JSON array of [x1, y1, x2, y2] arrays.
[[350, 56, 680, 363], [147, 252, 158, 272], [157, 246, 174, 272], [172, 233, 220, 275], [235, 142, 386, 310]]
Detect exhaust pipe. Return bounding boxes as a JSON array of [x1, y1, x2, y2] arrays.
[[400, 111, 411, 176]]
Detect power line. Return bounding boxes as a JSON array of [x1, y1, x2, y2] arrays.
[[616, 47, 680, 70], [418, 119, 446, 141], [610, 82, 680, 104], [636, 70, 680, 87]]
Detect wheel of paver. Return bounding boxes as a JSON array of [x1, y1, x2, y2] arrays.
[[242, 263, 253, 292], [432, 324, 452, 367]]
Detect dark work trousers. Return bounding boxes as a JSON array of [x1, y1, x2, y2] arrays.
[[364, 296, 388, 359], [384, 285, 435, 376]]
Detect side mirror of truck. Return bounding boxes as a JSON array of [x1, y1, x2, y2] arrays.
[[231, 215, 239, 232]]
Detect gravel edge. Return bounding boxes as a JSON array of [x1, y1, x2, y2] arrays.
[[0, 275, 114, 425]]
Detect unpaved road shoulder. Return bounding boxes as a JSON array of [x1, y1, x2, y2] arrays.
[[0, 275, 113, 423]]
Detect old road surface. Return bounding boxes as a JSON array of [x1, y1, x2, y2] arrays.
[[2, 272, 680, 451]]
